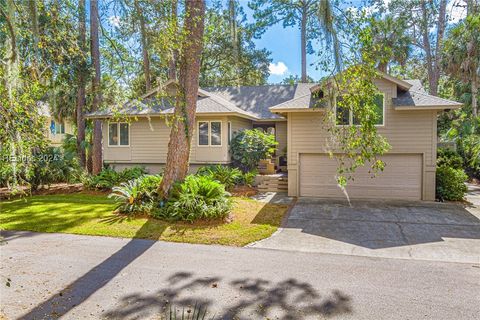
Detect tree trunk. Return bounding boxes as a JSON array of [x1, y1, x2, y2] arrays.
[[431, 0, 447, 96], [158, 0, 206, 198], [229, 0, 239, 85], [468, 0, 478, 117], [300, 5, 307, 83], [28, 0, 40, 81], [420, 0, 435, 95], [472, 70, 478, 118], [76, 0, 86, 168], [168, 0, 178, 80], [90, 0, 102, 174], [134, 0, 151, 91]]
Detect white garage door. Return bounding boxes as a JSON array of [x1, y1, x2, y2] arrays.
[[299, 154, 422, 200]]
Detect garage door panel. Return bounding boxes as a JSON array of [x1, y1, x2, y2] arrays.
[[299, 154, 422, 200]]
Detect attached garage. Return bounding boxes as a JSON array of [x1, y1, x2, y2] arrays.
[[299, 154, 423, 200]]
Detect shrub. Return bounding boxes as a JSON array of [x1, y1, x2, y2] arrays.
[[436, 166, 468, 201], [30, 147, 83, 190], [108, 174, 162, 214], [85, 166, 148, 190], [197, 165, 242, 189], [119, 166, 148, 181], [85, 168, 120, 189], [241, 170, 257, 187], [437, 148, 463, 169], [152, 175, 231, 222], [230, 129, 277, 171]]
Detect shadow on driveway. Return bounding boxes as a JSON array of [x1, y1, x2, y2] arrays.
[[102, 271, 352, 319]]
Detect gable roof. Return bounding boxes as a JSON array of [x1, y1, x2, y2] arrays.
[[87, 74, 461, 119], [203, 83, 317, 119], [269, 77, 462, 112]]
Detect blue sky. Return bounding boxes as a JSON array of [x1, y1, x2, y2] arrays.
[[242, 3, 324, 84]]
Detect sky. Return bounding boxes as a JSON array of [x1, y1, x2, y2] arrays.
[[240, 0, 468, 84]]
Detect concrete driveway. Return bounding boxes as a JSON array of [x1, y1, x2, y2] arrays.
[[252, 189, 480, 264]]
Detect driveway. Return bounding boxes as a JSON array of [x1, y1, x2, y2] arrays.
[[252, 187, 480, 264], [1, 231, 479, 319]]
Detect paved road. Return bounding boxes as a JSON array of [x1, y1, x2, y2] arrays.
[[252, 188, 480, 264], [1, 231, 479, 319]]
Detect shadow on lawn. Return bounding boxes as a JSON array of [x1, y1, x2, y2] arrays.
[[18, 220, 165, 320], [103, 271, 352, 319]]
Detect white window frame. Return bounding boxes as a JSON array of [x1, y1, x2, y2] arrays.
[[197, 121, 223, 147], [228, 121, 232, 145], [334, 93, 385, 127], [108, 122, 130, 147]]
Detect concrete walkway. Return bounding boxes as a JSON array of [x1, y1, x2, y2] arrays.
[[252, 186, 480, 264], [1, 231, 479, 319]]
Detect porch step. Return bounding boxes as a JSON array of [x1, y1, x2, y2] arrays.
[[256, 174, 288, 193]]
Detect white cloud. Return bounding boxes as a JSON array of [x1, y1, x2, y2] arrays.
[[447, 0, 467, 23], [108, 15, 121, 27], [269, 62, 288, 76]]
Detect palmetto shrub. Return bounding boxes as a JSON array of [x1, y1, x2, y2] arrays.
[[197, 165, 242, 190], [85, 166, 147, 190], [108, 174, 162, 214], [152, 175, 232, 222]]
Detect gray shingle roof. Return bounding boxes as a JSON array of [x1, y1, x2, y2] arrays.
[[87, 93, 258, 119], [204, 83, 317, 119], [393, 80, 462, 108]]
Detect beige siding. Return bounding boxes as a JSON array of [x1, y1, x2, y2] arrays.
[[288, 79, 437, 200], [103, 116, 243, 167], [229, 116, 252, 135], [275, 121, 287, 156]]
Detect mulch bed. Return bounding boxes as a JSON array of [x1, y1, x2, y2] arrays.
[[230, 185, 258, 197]]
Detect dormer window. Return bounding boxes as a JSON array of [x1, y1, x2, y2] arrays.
[[335, 93, 384, 126]]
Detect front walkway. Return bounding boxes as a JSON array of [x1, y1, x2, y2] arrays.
[[1, 231, 478, 319], [252, 186, 480, 264]]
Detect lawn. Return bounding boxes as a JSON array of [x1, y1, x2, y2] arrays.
[[0, 193, 289, 246]]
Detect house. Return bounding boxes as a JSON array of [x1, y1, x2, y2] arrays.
[[38, 102, 74, 147], [87, 74, 461, 201]]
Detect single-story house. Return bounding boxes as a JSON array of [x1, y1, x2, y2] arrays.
[[39, 102, 74, 147], [87, 73, 461, 201]]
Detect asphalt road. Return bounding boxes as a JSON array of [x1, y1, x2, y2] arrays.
[[1, 231, 479, 320]]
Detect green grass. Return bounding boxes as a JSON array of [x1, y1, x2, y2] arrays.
[[0, 193, 289, 246]]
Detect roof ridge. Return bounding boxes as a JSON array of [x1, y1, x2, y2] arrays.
[[204, 83, 317, 90]]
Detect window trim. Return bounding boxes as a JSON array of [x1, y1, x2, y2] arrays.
[[197, 120, 223, 147], [228, 121, 232, 145], [108, 122, 130, 147], [334, 93, 385, 127]]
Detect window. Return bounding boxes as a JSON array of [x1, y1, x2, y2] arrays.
[[198, 122, 209, 146], [211, 122, 221, 145], [228, 122, 232, 145], [50, 120, 65, 134], [198, 121, 222, 146], [108, 122, 129, 146], [335, 94, 384, 126]]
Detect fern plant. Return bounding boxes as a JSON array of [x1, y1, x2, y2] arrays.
[[197, 165, 242, 190], [153, 175, 231, 222], [108, 174, 162, 214]]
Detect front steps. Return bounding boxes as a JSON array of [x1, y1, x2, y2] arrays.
[[256, 174, 288, 192]]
